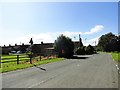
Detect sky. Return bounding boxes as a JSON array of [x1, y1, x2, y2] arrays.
[[0, 1, 118, 46]]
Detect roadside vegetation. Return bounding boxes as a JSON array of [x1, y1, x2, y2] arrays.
[[97, 32, 120, 52], [54, 34, 96, 57], [75, 45, 95, 55], [2, 32, 120, 73], [111, 52, 120, 62], [1, 55, 64, 73], [96, 32, 120, 62]]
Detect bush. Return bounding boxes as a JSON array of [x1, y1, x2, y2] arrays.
[[75, 46, 86, 55], [85, 45, 95, 55], [75, 45, 95, 55]]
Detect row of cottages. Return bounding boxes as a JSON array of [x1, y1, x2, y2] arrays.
[[2, 42, 55, 56], [2, 41, 80, 55], [31, 43, 55, 56], [2, 45, 29, 54]]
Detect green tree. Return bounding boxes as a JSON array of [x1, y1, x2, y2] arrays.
[[98, 32, 115, 51], [54, 34, 74, 58]]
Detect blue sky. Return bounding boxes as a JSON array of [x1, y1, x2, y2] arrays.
[[0, 2, 118, 46]]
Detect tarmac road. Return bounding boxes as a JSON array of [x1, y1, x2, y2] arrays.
[[2, 53, 118, 88]]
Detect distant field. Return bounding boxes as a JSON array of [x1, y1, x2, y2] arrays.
[[111, 52, 120, 62]]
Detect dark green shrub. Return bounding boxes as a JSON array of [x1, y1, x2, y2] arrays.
[[75, 46, 86, 55], [85, 45, 95, 55]]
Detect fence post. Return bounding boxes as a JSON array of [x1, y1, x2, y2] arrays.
[[29, 54, 32, 64], [40, 55, 41, 61], [0, 55, 1, 68], [17, 55, 19, 64]]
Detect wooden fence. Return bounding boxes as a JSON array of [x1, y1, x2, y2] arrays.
[[1, 54, 32, 64], [1, 54, 57, 65]]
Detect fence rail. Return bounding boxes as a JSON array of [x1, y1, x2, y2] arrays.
[[1, 53, 57, 66], [1, 54, 31, 64]]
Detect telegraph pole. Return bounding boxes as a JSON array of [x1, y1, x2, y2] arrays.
[[95, 41, 96, 46], [79, 34, 81, 47], [79, 34, 83, 47], [29, 38, 33, 64]]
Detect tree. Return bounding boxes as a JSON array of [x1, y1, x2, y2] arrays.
[[98, 32, 116, 51], [54, 34, 74, 58], [97, 32, 120, 52]]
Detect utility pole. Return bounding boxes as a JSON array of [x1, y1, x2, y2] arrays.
[[29, 38, 33, 64], [79, 34, 83, 47], [79, 34, 81, 47], [74, 36, 76, 54], [95, 41, 96, 46]]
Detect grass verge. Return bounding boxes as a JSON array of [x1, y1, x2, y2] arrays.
[[2, 58, 64, 73], [111, 52, 120, 62]]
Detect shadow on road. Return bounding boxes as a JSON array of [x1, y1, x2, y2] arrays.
[[33, 65, 46, 71], [67, 55, 89, 59], [72, 56, 88, 59]]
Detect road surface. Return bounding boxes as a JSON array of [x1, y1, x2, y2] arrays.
[[2, 53, 118, 88]]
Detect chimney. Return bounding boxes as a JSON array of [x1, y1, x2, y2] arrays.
[[41, 41, 43, 44]]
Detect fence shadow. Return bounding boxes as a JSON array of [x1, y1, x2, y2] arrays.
[[33, 64, 46, 71]]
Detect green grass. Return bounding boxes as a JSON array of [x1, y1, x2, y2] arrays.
[[111, 52, 120, 62], [1, 58, 64, 73], [98, 51, 120, 62]]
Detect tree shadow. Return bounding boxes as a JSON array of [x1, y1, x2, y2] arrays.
[[33, 64, 46, 71]]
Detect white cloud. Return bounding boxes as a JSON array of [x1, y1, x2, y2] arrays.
[[1, 31, 81, 46], [0, 25, 104, 46], [85, 36, 100, 46], [84, 25, 104, 35], [18, 31, 82, 45], [61, 31, 82, 37], [19, 33, 56, 44]]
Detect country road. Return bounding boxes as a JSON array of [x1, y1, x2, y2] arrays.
[[2, 53, 118, 88]]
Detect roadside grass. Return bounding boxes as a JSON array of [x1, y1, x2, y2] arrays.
[[0, 68, 1, 73], [111, 52, 120, 62], [1, 58, 64, 73], [98, 51, 120, 62]]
